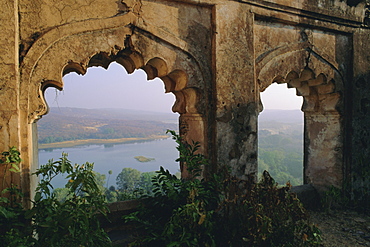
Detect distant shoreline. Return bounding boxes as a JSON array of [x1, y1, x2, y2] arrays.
[[38, 135, 170, 149]]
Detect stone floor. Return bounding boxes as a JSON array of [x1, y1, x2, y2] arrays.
[[309, 209, 370, 247]]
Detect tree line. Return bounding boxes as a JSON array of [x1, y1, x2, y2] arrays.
[[38, 114, 176, 144]]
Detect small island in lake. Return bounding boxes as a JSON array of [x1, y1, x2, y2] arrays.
[[134, 156, 155, 162]]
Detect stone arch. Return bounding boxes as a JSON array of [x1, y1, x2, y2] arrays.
[[260, 68, 340, 113], [21, 13, 205, 124], [19, 11, 207, 198], [256, 47, 344, 192], [257, 41, 343, 94], [56, 51, 201, 118]]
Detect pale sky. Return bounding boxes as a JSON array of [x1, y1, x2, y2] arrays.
[[44, 62, 302, 112], [45, 62, 176, 113], [260, 83, 303, 110]]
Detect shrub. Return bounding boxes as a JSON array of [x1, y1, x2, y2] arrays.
[[27, 153, 111, 246], [0, 150, 111, 247], [124, 131, 321, 246]]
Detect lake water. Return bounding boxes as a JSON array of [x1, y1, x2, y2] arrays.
[[38, 138, 180, 188]]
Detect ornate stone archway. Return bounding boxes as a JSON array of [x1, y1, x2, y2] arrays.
[[18, 4, 211, 203], [259, 67, 343, 190], [1, 0, 370, 207], [255, 22, 347, 191]]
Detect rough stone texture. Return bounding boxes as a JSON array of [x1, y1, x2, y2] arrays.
[[0, 0, 369, 206], [290, 184, 320, 210], [214, 2, 258, 179], [351, 29, 370, 207], [0, 0, 21, 198]]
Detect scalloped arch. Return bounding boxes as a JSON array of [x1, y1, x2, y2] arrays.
[[21, 13, 203, 123], [260, 68, 340, 113], [256, 41, 343, 113], [45, 52, 200, 120], [256, 41, 342, 94], [59, 50, 198, 114]]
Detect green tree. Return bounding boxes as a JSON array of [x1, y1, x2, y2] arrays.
[[139, 171, 156, 194], [93, 171, 107, 194], [116, 167, 141, 191], [106, 189, 119, 203]]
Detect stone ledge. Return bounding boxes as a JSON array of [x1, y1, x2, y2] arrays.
[[108, 199, 141, 213], [290, 184, 321, 210]]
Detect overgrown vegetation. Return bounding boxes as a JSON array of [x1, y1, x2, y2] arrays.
[[0, 150, 111, 246], [0, 147, 32, 246], [0, 130, 323, 246], [124, 130, 321, 246]]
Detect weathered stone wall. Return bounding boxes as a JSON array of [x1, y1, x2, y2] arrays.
[[213, 2, 257, 179], [0, 0, 369, 205], [351, 28, 370, 206], [254, 18, 351, 190], [0, 0, 21, 196]]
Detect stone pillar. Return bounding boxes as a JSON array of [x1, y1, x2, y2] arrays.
[[304, 112, 343, 191], [0, 0, 21, 196], [179, 113, 206, 178], [213, 3, 258, 179]]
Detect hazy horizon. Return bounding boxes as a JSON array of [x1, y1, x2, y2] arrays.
[[44, 62, 177, 114], [44, 62, 303, 113]]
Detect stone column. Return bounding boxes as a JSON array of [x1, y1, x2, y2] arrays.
[[179, 113, 206, 178], [304, 112, 343, 190], [213, 3, 258, 179], [0, 0, 22, 196]]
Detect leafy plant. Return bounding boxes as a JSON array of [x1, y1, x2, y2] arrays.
[[0, 147, 33, 246], [124, 131, 321, 246], [1, 150, 112, 246], [214, 171, 321, 246], [1, 147, 22, 189], [26, 153, 111, 246], [321, 185, 343, 212]]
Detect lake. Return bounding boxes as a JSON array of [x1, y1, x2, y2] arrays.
[[38, 137, 180, 188]]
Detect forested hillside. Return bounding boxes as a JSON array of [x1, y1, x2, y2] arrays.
[[38, 107, 178, 144], [258, 110, 304, 186]]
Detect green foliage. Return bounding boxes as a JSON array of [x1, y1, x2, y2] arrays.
[[114, 169, 157, 201], [1, 147, 22, 189], [321, 185, 348, 212], [124, 131, 321, 246], [167, 129, 206, 179], [0, 151, 112, 246], [0, 147, 33, 246], [258, 131, 303, 186], [0, 185, 33, 246], [27, 153, 111, 246], [139, 171, 157, 193], [116, 167, 142, 192], [214, 171, 321, 246]]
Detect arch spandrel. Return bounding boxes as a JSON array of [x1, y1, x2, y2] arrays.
[[131, 31, 208, 93], [21, 12, 137, 123], [23, 19, 208, 123]]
